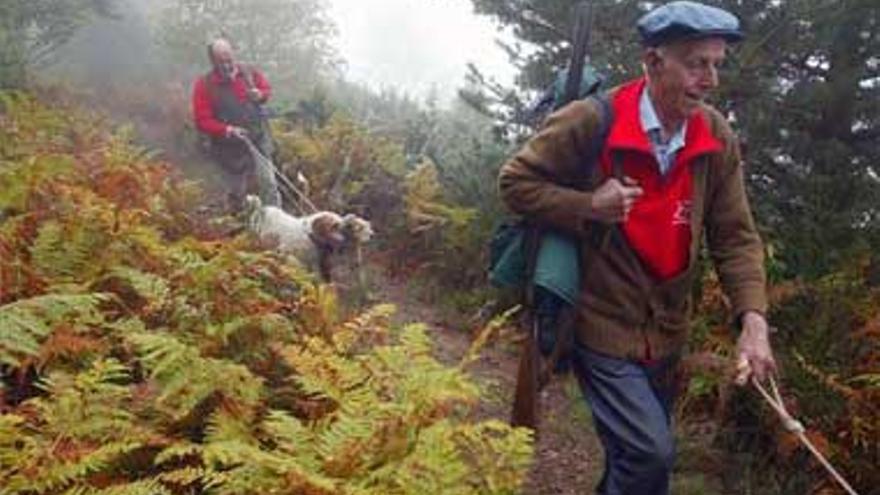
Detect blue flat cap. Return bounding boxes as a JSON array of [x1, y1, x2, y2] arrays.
[[637, 1, 744, 47]]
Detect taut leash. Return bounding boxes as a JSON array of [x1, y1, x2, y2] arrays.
[[239, 135, 318, 215]]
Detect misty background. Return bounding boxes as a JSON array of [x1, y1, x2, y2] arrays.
[[38, 0, 516, 106]]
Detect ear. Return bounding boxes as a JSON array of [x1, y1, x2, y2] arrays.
[[311, 213, 343, 244], [643, 48, 664, 74]]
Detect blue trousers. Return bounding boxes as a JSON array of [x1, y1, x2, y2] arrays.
[[571, 344, 679, 495]]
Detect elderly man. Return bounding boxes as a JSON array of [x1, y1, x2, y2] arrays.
[[192, 38, 277, 210], [499, 2, 775, 493]]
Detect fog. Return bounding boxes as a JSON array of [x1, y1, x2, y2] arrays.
[[329, 0, 515, 102], [41, 0, 515, 106]]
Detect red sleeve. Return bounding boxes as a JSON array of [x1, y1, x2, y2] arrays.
[[252, 69, 272, 103], [192, 77, 228, 137]]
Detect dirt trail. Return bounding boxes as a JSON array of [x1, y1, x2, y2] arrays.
[[373, 268, 603, 495]]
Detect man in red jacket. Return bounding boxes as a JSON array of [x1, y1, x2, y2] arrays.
[[499, 2, 776, 493], [192, 38, 274, 210]]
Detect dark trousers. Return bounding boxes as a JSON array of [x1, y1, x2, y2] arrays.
[[572, 344, 679, 495], [211, 132, 274, 211]]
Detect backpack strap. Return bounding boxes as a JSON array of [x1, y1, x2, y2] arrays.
[[585, 93, 613, 181], [239, 64, 259, 94]]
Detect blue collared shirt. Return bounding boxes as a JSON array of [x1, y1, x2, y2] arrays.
[[640, 87, 687, 176]]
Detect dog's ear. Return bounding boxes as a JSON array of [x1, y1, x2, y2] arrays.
[[311, 212, 345, 248], [345, 215, 374, 243]]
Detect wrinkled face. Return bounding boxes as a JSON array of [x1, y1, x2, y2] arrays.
[[646, 37, 727, 124], [209, 41, 236, 80], [310, 212, 346, 249]]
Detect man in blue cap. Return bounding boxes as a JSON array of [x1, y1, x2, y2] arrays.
[[499, 2, 776, 493]]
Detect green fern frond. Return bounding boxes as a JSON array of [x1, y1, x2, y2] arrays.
[[202, 440, 337, 495], [205, 408, 258, 446], [459, 305, 520, 370], [356, 419, 471, 495], [314, 411, 375, 473], [156, 466, 227, 491], [0, 154, 78, 211], [129, 332, 264, 421], [3, 441, 143, 495], [31, 359, 135, 442], [0, 414, 36, 470], [396, 323, 433, 356], [153, 442, 202, 467], [334, 303, 396, 351], [260, 410, 321, 466], [62, 479, 174, 495], [203, 313, 295, 362], [31, 215, 111, 283], [452, 420, 533, 493], [0, 293, 108, 367], [110, 223, 170, 271], [286, 336, 371, 404], [104, 266, 170, 312]]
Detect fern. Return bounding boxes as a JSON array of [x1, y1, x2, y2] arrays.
[[64, 479, 174, 495], [0, 155, 78, 212], [155, 466, 227, 492], [128, 332, 264, 421], [277, 307, 529, 493], [200, 440, 338, 495], [32, 359, 138, 442], [0, 293, 107, 367], [0, 92, 534, 495], [30, 207, 113, 283], [202, 313, 295, 364], [204, 408, 258, 445], [260, 409, 321, 467], [2, 436, 143, 494]]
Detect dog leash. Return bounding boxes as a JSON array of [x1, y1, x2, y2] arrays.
[[239, 135, 318, 215], [751, 375, 860, 495]]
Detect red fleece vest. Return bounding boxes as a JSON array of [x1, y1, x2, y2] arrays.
[[600, 79, 722, 281]]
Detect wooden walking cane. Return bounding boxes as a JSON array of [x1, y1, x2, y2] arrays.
[[510, 0, 596, 432]]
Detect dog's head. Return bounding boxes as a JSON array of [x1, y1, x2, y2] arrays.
[[342, 214, 374, 244], [308, 211, 346, 249]]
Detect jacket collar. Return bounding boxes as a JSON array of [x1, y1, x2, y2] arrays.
[[607, 78, 722, 164]]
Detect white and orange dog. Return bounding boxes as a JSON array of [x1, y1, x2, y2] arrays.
[[244, 195, 372, 281]]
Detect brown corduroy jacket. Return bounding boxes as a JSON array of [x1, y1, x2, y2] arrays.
[[498, 85, 767, 361]]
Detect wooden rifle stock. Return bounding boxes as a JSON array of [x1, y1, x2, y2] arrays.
[[511, 320, 541, 429]]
